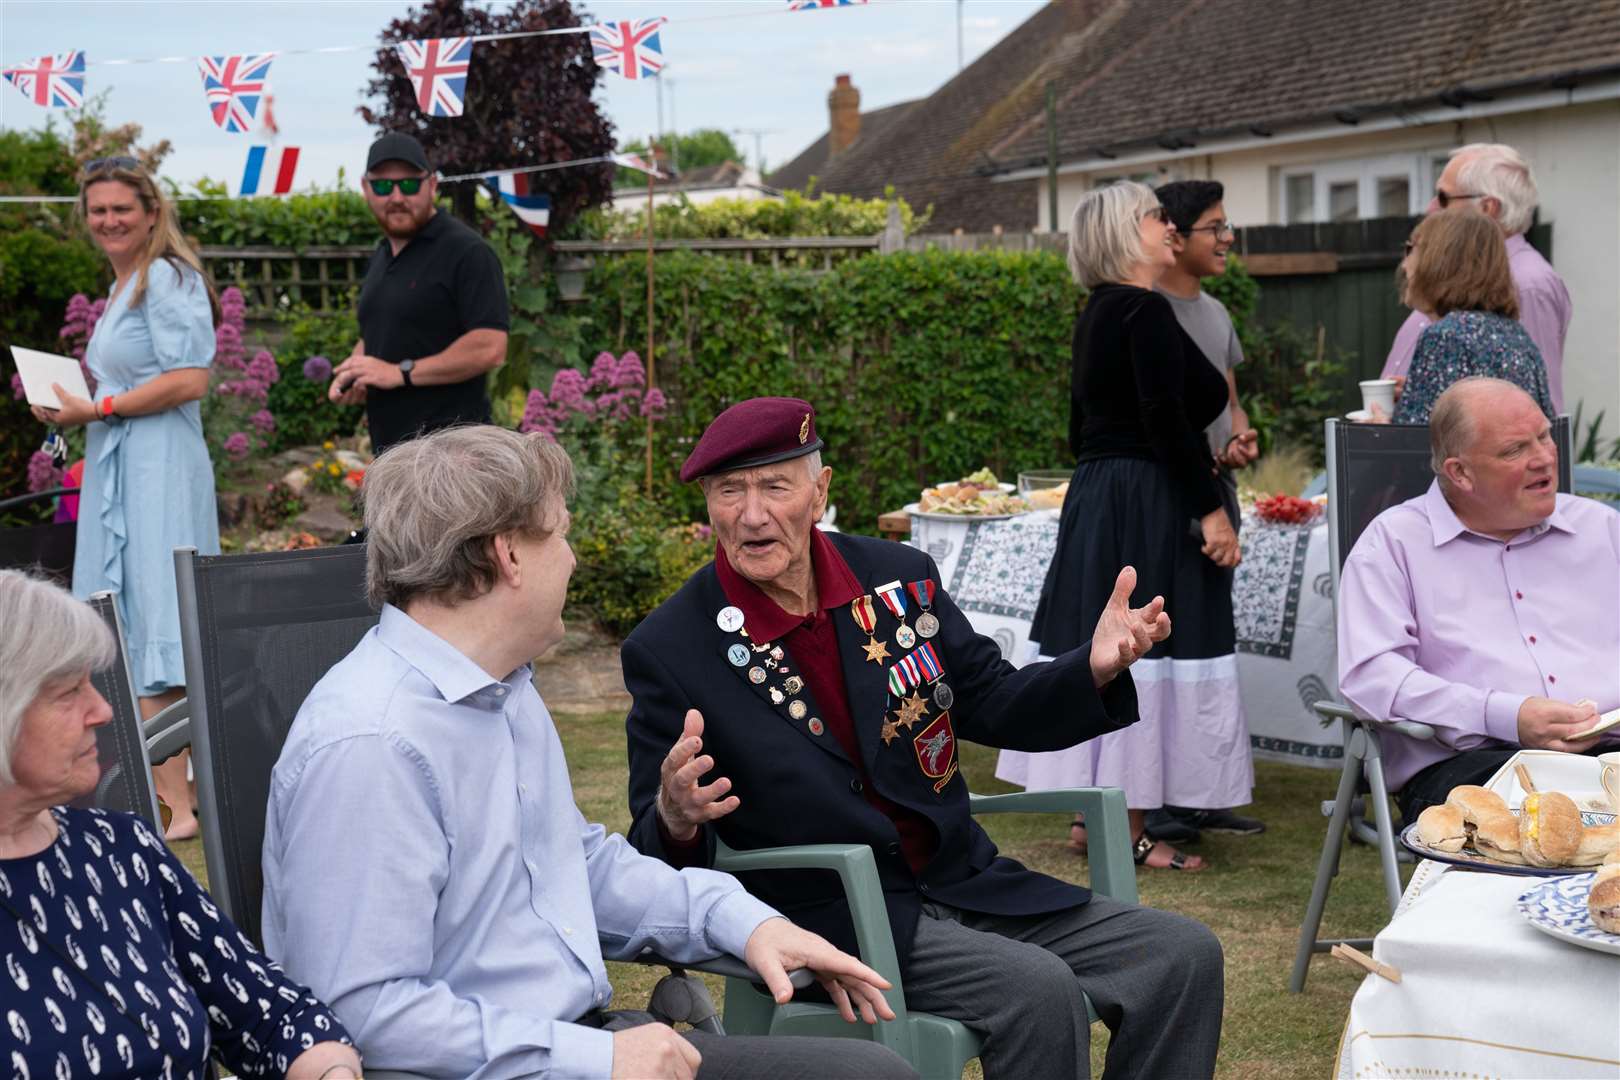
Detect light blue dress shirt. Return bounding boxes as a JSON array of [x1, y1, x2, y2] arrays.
[[261, 605, 781, 1079]]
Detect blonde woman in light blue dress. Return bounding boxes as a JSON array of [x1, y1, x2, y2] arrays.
[[29, 158, 220, 840]]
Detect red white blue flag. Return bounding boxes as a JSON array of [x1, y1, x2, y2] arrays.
[[3, 51, 86, 108], [590, 18, 666, 81], [787, 0, 867, 9], [397, 37, 473, 117], [198, 54, 274, 133], [240, 146, 299, 196], [614, 152, 668, 180], [486, 172, 550, 239]]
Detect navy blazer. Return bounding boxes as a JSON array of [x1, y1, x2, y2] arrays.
[[623, 531, 1138, 972]]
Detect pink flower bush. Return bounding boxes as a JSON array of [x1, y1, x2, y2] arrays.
[[223, 432, 251, 460], [519, 350, 667, 437], [26, 450, 63, 494], [249, 409, 276, 434]]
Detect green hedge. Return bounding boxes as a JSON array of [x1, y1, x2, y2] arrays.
[[580, 249, 1080, 533]]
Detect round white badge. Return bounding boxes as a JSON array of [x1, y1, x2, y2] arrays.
[[716, 606, 745, 633], [727, 643, 750, 667]]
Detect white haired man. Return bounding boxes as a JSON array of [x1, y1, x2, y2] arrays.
[[1382, 143, 1573, 410], [261, 425, 916, 1080]]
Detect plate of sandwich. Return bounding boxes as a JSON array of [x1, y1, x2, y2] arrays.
[[1400, 785, 1618, 876], [1516, 862, 1620, 956]]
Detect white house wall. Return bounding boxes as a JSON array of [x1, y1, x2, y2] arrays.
[[1036, 100, 1620, 443]]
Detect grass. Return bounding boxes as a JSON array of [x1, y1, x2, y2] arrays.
[[170, 710, 1408, 1079]]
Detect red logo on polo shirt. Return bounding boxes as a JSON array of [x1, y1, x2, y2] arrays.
[[913, 712, 957, 793]]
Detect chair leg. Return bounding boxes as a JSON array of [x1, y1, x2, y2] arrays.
[[1289, 736, 1363, 993], [1362, 752, 1404, 915]]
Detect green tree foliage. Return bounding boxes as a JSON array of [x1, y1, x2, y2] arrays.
[[613, 128, 744, 188], [577, 189, 924, 244], [178, 182, 378, 248], [266, 304, 367, 449]]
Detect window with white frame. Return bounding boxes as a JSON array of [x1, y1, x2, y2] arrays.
[[1279, 151, 1452, 223]]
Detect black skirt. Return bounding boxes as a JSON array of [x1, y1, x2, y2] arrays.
[[1031, 456, 1236, 660]]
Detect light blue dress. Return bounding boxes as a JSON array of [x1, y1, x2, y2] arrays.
[[73, 258, 220, 696]]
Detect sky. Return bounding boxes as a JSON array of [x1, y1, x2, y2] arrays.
[[0, 0, 1047, 193]]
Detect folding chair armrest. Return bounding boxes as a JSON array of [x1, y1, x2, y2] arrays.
[[631, 948, 813, 988], [969, 789, 1138, 905], [1312, 701, 1357, 724], [714, 841, 908, 1021], [143, 697, 191, 766], [1314, 700, 1436, 742]]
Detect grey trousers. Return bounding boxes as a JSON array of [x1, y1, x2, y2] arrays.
[[903, 897, 1224, 1080], [590, 1009, 919, 1080]]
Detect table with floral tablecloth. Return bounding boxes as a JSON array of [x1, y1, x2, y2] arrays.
[[908, 507, 1343, 768]]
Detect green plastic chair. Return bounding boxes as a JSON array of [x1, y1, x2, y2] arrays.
[[714, 787, 1138, 1080]]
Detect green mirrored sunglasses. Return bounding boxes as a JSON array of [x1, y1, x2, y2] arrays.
[[368, 176, 426, 196]]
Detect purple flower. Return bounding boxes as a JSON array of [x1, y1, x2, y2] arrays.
[[248, 349, 279, 385], [587, 351, 619, 392], [519, 389, 559, 437], [250, 409, 276, 434], [10, 373, 23, 401], [615, 352, 646, 388], [302, 355, 332, 382], [641, 386, 667, 419], [223, 432, 251, 460], [26, 451, 62, 493]]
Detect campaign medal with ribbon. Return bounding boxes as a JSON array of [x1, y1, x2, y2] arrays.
[[875, 580, 915, 649], [908, 579, 940, 640], [850, 595, 890, 664]]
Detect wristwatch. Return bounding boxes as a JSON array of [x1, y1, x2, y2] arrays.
[[398, 358, 416, 388]]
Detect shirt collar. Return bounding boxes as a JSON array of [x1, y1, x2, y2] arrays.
[[713, 527, 864, 641], [376, 603, 528, 707], [1424, 479, 1573, 546], [381, 209, 444, 257], [1504, 232, 1529, 256]]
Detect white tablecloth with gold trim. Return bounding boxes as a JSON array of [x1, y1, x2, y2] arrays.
[[1335, 860, 1620, 1079]]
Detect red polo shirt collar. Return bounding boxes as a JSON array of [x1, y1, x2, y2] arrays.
[[713, 526, 864, 634]]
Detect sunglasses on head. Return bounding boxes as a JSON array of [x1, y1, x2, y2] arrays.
[[1142, 205, 1169, 223], [1435, 190, 1484, 210], [82, 156, 139, 177], [367, 176, 427, 196]]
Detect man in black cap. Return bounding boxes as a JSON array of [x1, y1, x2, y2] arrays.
[[622, 397, 1225, 1080], [330, 132, 510, 456]]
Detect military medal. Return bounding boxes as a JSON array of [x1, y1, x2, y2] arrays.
[[933, 682, 954, 710], [807, 718, 825, 736], [727, 643, 750, 667], [788, 700, 808, 720], [894, 691, 930, 730], [717, 606, 745, 633], [875, 581, 915, 649], [784, 676, 804, 695], [908, 580, 940, 640], [748, 666, 767, 684], [770, 687, 786, 705], [880, 719, 900, 745], [850, 596, 890, 664]]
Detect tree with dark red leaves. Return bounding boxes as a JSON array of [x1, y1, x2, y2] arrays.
[[360, 0, 616, 231]]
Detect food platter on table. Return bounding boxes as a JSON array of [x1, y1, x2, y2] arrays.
[[1517, 873, 1620, 956], [913, 469, 1032, 518], [1401, 808, 1617, 876]]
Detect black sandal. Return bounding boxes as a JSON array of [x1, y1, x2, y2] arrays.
[[1132, 831, 1203, 871]]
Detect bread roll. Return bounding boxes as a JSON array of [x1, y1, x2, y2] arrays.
[[1572, 823, 1620, 867], [1595, 863, 1620, 886], [1445, 784, 1508, 824], [1473, 810, 1526, 864], [1589, 876, 1620, 935], [1518, 792, 1582, 868], [1416, 804, 1468, 852]]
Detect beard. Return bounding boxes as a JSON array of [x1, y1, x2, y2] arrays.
[[374, 200, 434, 241]]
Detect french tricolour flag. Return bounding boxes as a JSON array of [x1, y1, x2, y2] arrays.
[[240, 146, 299, 196], [487, 172, 550, 238]]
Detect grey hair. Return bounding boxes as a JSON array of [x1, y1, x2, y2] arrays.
[[1451, 144, 1538, 236], [1429, 376, 1536, 479], [0, 570, 115, 786], [361, 425, 575, 611], [1066, 180, 1159, 288]]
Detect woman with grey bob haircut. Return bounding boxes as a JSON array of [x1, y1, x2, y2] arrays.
[[1066, 180, 1163, 288], [0, 569, 362, 1077], [362, 424, 575, 610]]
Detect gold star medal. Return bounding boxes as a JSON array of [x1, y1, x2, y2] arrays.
[[894, 691, 930, 730], [850, 595, 889, 664], [881, 719, 900, 745]]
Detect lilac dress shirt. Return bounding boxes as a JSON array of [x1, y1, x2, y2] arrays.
[[1338, 483, 1620, 791], [1381, 234, 1573, 411]]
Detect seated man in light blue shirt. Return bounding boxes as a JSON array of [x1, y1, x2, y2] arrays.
[[261, 425, 914, 1080]]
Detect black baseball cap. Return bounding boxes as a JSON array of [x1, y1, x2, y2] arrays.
[[366, 132, 431, 173]]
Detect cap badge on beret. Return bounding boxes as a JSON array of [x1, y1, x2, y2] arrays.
[[799, 414, 810, 445]]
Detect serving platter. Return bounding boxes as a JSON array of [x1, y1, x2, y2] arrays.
[[1517, 873, 1620, 956], [903, 502, 1028, 522], [1399, 809, 1616, 876]]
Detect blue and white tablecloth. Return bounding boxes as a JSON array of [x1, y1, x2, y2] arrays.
[[908, 508, 1343, 768]]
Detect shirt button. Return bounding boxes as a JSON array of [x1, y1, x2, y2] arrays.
[[1548, 675, 1557, 684], [519, 784, 527, 796], [1529, 635, 1537, 644], [1515, 591, 1524, 600], [564, 927, 574, 936], [919, 882, 930, 894], [494, 687, 506, 697], [850, 779, 864, 794]]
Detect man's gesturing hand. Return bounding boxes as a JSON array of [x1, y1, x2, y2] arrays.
[[656, 709, 740, 842], [612, 1022, 702, 1080], [744, 917, 897, 1025], [1517, 697, 1602, 753], [1088, 566, 1171, 688]]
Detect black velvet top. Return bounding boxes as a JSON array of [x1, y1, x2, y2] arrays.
[[1069, 282, 1229, 517]]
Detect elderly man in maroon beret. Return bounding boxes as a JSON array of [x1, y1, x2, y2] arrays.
[[623, 397, 1224, 1079]]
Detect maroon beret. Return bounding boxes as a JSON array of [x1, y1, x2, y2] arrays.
[[680, 397, 824, 482]]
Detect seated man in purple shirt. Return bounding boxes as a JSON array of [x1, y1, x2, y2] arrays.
[[1338, 377, 1619, 822], [1382, 143, 1573, 412]]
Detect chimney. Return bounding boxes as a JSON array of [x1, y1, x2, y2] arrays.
[[828, 74, 861, 157]]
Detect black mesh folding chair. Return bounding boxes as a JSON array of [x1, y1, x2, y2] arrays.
[[1288, 416, 1571, 992], [79, 592, 164, 828], [173, 543, 797, 1063], [0, 487, 78, 584]]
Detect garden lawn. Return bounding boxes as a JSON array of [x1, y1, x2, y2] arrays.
[[171, 710, 1409, 1079]]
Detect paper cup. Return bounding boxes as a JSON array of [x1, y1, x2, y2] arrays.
[[1360, 379, 1397, 417]]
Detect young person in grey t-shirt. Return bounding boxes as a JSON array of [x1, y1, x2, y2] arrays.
[[1150, 178, 1268, 840]]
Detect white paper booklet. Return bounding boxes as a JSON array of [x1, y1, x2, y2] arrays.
[[9, 345, 92, 410]]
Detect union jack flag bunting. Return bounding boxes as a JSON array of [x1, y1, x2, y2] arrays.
[[397, 37, 474, 118], [198, 54, 274, 133], [485, 173, 551, 239], [3, 51, 86, 109], [613, 152, 668, 180], [590, 18, 666, 81], [787, 0, 868, 9]]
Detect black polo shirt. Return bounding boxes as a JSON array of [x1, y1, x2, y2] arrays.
[[356, 210, 509, 455]]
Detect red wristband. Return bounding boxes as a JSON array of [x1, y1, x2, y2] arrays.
[[100, 395, 117, 419]]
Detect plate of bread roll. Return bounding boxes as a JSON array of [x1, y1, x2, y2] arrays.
[[1402, 785, 1619, 876], [1515, 856, 1620, 956]]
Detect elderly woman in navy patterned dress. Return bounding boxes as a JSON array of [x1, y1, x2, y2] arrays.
[[0, 570, 360, 1079], [1392, 209, 1554, 424]]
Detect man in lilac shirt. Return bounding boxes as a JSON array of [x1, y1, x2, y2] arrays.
[[1382, 144, 1573, 411], [1338, 378, 1619, 821]]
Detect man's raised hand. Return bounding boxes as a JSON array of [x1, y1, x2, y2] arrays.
[[656, 709, 740, 841], [1088, 566, 1172, 687]]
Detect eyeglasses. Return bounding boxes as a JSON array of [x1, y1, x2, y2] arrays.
[[367, 176, 427, 196], [82, 156, 139, 176], [1141, 205, 1170, 224], [1403, 239, 1416, 257], [1182, 220, 1235, 238], [1435, 190, 1484, 210]]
